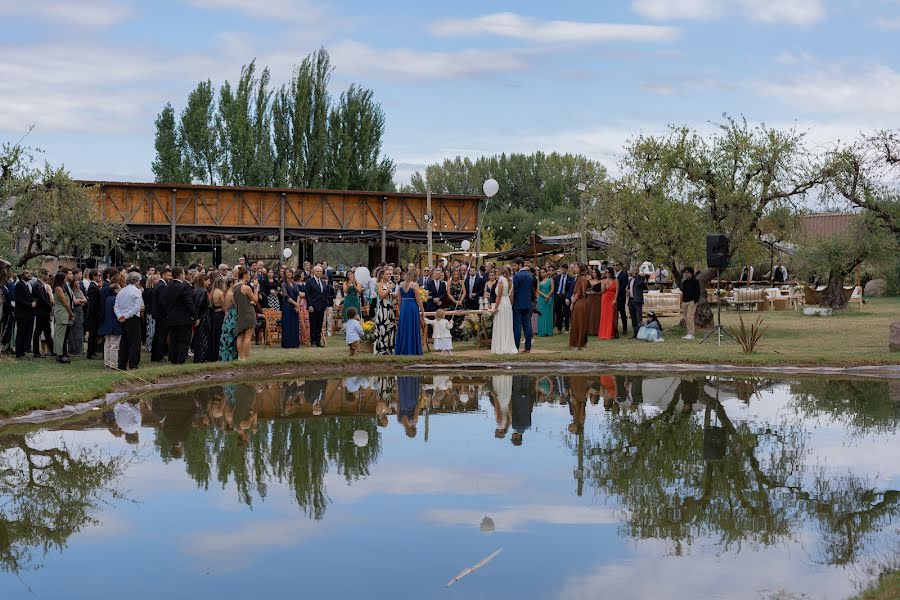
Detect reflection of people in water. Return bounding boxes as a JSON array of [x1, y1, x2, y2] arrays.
[[600, 375, 618, 412], [568, 377, 588, 434], [304, 379, 327, 416], [397, 376, 423, 437], [510, 375, 533, 446], [491, 375, 512, 438], [232, 383, 258, 447], [151, 390, 197, 458], [674, 378, 700, 414]]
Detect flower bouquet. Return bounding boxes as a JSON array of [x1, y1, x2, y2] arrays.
[[418, 287, 430, 304], [362, 320, 376, 344]]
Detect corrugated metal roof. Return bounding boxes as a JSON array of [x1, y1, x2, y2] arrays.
[[800, 213, 857, 236]]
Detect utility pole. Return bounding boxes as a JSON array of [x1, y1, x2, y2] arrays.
[[426, 187, 433, 267], [577, 183, 588, 264]]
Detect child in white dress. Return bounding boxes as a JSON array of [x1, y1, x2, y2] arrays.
[[425, 309, 454, 355]]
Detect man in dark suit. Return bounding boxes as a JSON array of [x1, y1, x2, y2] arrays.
[[627, 266, 647, 338], [511, 258, 535, 352], [417, 266, 432, 289], [424, 268, 448, 313], [162, 267, 198, 364], [84, 269, 103, 359], [32, 272, 54, 357], [553, 263, 573, 333], [463, 267, 484, 310], [150, 267, 171, 362], [305, 266, 329, 347], [0, 274, 15, 351], [13, 271, 36, 359], [510, 375, 533, 446], [614, 262, 629, 336]]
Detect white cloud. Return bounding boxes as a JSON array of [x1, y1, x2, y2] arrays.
[[327, 467, 521, 502], [641, 82, 678, 95], [0, 0, 133, 27], [874, 16, 900, 29], [186, 0, 323, 22], [774, 50, 816, 65], [425, 504, 619, 532], [430, 12, 680, 44], [329, 41, 531, 80], [182, 518, 323, 556], [633, 0, 825, 25], [755, 65, 900, 117]]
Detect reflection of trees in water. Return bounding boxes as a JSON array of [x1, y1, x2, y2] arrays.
[[789, 379, 900, 435], [151, 384, 382, 520], [577, 376, 899, 566], [0, 434, 128, 574]]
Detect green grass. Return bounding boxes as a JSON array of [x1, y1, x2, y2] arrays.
[[1, 297, 897, 417], [850, 571, 900, 600]]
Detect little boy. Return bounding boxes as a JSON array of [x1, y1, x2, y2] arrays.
[[345, 307, 364, 356]]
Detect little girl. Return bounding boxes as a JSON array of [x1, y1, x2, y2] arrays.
[[425, 309, 454, 355], [636, 311, 664, 342]]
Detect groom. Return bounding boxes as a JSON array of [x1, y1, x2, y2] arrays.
[[511, 258, 535, 353]]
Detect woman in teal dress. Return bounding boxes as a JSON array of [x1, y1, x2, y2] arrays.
[[342, 269, 361, 322], [537, 268, 555, 337], [219, 279, 238, 362]]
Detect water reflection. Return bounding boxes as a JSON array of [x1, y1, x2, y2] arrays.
[[0, 372, 897, 592]]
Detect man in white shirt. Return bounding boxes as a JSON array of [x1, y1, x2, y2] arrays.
[[114, 272, 144, 370]]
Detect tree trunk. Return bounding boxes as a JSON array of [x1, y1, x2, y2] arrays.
[[820, 272, 849, 310], [694, 268, 716, 328]]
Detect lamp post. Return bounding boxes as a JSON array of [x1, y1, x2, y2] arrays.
[[477, 178, 499, 267], [576, 182, 588, 264], [426, 187, 433, 268]]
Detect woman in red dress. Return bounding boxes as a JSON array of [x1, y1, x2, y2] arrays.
[[599, 266, 618, 339]]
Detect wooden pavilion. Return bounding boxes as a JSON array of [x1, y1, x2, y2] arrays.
[[81, 181, 483, 266]]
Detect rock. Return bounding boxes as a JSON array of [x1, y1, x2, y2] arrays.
[[803, 307, 833, 317], [864, 278, 887, 297], [891, 321, 900, 352]]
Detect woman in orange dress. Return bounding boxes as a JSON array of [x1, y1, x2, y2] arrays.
[[297, 271, 311, 346], [599, 266, 618, 339], [567, 263, 590, 350]]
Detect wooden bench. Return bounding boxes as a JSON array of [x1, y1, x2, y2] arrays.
[[644, 291, 682, 316], [727, 288, 769, 311]]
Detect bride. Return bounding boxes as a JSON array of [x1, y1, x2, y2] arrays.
[[491, 266, 518, 355]]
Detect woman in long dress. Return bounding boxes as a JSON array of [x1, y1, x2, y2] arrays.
[[586, 265, 602, 337], [447, 269, 466, 333], [374, 269, 397, 355], [281, 268, 301, 349], [191, 273, 211, 363], [599, 266, 618, 340], [491, 266, 518, 355], [343, 270, 361, 322], [297, 271, 311, 346], [536, 268, 555, 337], [394, 270, 424, 356], [568, 263, 589, 350], [261, 269, 281, 310], [219, 278, 238, 362], [233, 267, 259, 360], [207, 274, 225, 362]]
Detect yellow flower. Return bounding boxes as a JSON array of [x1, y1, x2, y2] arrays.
[[362, 321, 374, 332]]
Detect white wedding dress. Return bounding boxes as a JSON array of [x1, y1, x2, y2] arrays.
[[491, 276, 518, 355]]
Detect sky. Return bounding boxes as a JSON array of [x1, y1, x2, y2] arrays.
[[2, 0, 900, 186]]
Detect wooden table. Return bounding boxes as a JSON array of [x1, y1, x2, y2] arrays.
[[421, 309, 492, 352]]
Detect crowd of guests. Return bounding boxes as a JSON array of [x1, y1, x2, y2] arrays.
[[0, 254, 704, 367]]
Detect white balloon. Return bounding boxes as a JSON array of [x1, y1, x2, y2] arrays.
[[355, 266, 371, 287], [282, 247, 293, 259], [461, 239, 471, 251], [352, 430, 369, 448], [483, 178, 499, 198]]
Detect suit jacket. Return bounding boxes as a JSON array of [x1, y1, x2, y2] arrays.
[[150, 280, 168, 320], [424, 279, 448, 312], [305, 276, 330, 312], [512, 269, 535, 310], [162, 279, 198, 326], [463, 274, 484, 302], [615, 271, 628, 304], [13, 280, 35, 319], [553, 273, 574, 301], [33, 281, 53, 317], [628, 274, 647, 305], [84, 282, 102, 329]]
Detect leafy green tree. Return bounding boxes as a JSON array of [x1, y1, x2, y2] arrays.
[[151, 103, 190, 183], [178, 80, 219, 185], [216, 60, 274, 187], [326, 85, 395, 191], [0, 141, 125, 267]]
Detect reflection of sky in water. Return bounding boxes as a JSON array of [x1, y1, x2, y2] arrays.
[[1, 376, 897, 600]]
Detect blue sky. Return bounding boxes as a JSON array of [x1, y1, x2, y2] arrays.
[[2, 0, 899, 185]]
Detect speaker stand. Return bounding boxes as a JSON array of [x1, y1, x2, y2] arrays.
[[700, 268, 736, 346]]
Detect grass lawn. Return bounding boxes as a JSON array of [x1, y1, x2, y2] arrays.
[[0, 297, 897, 417], [850, 571, 900, 600]]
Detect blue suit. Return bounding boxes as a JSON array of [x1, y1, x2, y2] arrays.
[[512, 269, 535, 351]]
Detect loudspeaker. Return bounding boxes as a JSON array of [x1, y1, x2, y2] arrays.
[[706, 234, 730, 269]]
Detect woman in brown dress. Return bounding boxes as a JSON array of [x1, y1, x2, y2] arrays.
[[586, 265, 602, 336], [568, 263, 589, 350]]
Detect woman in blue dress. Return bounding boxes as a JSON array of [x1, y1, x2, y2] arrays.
[[394, 270, 424, 356], [281, 268, 300, 348]]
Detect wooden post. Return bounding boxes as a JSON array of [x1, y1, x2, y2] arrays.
[[475, 199, 483, 267], [381, 198, 387, 264], [279, 193, 286, 265], [170, 189, 177, 266], [426, 188, 433, 268]]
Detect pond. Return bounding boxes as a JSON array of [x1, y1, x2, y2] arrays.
[[1, 373, 898, 599]]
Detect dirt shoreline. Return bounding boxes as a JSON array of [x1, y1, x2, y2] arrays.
[[2, 359, 898, 429]]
